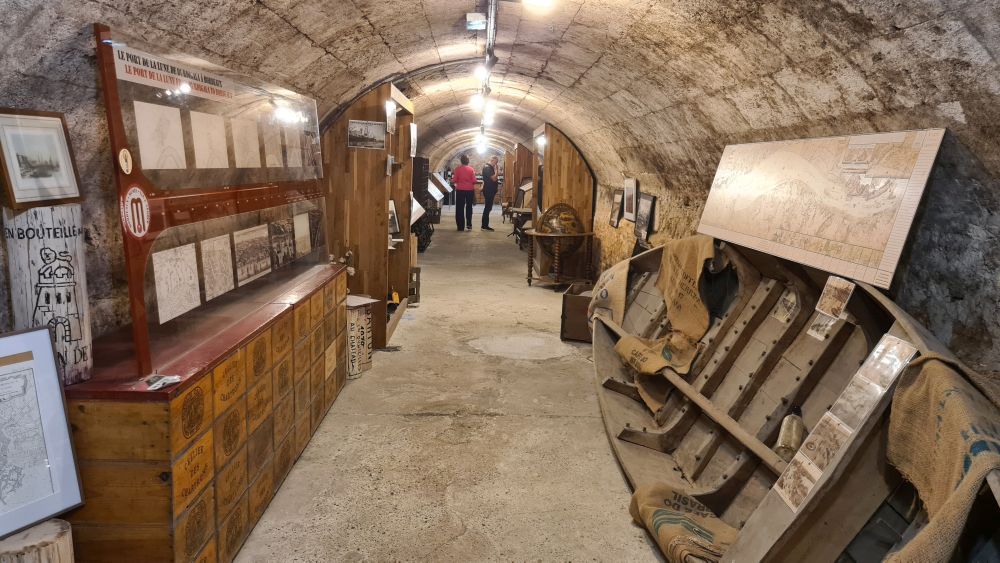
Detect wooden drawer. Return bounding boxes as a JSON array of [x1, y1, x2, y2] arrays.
[[310, 291, 324, 327], [273, 354, 293, 399], [217, 493, 249, 563], [213, 349, 246, 416], [294, 302, 311, 342], [246, 375, 273, 434], [70, 400, 169, 462], [215, 447, 247, 522], [324, 313, 336, 348], [246, 417, 273, 478], [174, 487, 214, 563], [272, 310, 294, 361], [336, 329, 347, 368], [273, 435, 295, 487], [172, 431, 214, 517], [194, 538, 217, 563], [310, 396, 323, 434], [73, 524, 172, 562], [213, 398, 246, 470], [247, 327, 272, 387], [324, 377, 337, 412], [310, 360, 324, 398], [170, 375, 213, 458], [294, 415, 310, 457], [310, 326, 324, 363], [293, 340, 310, 383], [323, 281, 335, 313], [294, 377, 310, 419], [272, 392, 295, 446], [335, 271, 347, 303], [248, 459, 274, 527], [336, 301, 346, 336], [324, 342, 337, 381]]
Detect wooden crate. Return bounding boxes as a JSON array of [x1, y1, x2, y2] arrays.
[[65, 266, 350, 562], [561, 282, 594, 343]]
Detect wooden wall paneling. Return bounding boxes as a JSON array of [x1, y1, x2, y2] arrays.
[[503, 151, 515, 204], [389, 114, 413, 304], [515, 143, 533, 187]]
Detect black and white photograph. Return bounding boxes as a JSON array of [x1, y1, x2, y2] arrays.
[[348, 119, 386, 150], [623, 178, 638, 222], [269, 218, 296, 270], [409, 122, 418, 158], [609, 189, 624, 227], [0, 327, 83, 537], [634, 192, 656, 242], [234, 224, 272, 286], [0, 111, 81, 208]]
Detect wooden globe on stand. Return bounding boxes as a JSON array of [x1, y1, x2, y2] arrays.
[[536, 203, 584, 258]]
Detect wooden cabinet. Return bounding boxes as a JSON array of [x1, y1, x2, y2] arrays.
[[65, 266, 349, 562]]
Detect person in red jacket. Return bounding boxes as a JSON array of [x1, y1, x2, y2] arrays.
[[452, 154, 477, 231]]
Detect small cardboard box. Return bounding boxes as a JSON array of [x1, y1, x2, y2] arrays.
[[561, 282, 593, 343]]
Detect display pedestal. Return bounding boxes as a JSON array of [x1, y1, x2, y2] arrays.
[[0, 519, 73, 563]]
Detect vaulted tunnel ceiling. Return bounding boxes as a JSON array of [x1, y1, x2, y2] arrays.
[[2, 0, 999, 372]]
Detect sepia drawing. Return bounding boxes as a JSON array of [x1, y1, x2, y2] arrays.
[[152, 243, 202, 324], [234, 224, 272, 286], [816, 276, 855, 319], [133, 101, 187, 170], [231, 118, 261, 168], [283, 125, 303, 167], [293, 213, 311, 257], [799, 412, 853, 472], [268, 219, 295, 270], [190, 111, 230, 169], [774, 451, 821, 513], [200, 234, 235, 301]]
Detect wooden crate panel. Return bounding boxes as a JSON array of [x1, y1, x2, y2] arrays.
[[174, 487, 214, 563], [170, 375, 213, 458], [335, 329, 346, 368], [273, 355, 293, 399], [324, 313, 336, 348], [335, 271, 347, 303], [310, 396, 323, 434], [336, 302, 346, 336], [194, 538, 217, 563], [273, 435, 295, 486], [215, 447, 248, 529], [217, 493, 249, 563], [69, 400, 169, 462], [72, 524, 172, 562], [273, 392, 295, 446], [324, 377, 337, 412], [294, 302, 311, 342], [272, 310, 294, 361], [324, 343, 337, 381], [294, 378, 310, 419], [247, 327, 272, 387], [246, 375, 273, 433], [310, 326, 324, 363], [310, 360, 324, 400], [69, 460, 171, 525], [310, 291, 324, 327], [323, 281, 335, 313], [246, 417, 273, 480], [293, 340, 311, 383], [294, 416, 310, 457], [213, 398, 246, 469], [247, 459, 274, 526], [172, 431, 214, 517], [212, 349, 246, 416]]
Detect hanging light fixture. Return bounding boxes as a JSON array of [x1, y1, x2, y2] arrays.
[[473, 65, 489, 81], [470, 93, 485, 111]]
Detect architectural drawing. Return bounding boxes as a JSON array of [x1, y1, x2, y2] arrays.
[[200, 234, 235, 301], [268, 219, 295, 270], [774, 452, 821, 513], [698, 129, 945, 288], [293, 213, 311, 257], [234, 225, 272, 286], [283, 126, 303, 167], [799, 412, 852, 472], [816, 276, 855, 319], [152, 243, 202, 324], [0, 364, 55, 514], [231, 118, 261, 168], [133, 101, 187, 170], [261, 121, 283, 168], [190, 111, 230, 169], [830, 376, 884, 430]]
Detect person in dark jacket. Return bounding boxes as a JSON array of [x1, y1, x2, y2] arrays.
[[480, 155, 500, 231]]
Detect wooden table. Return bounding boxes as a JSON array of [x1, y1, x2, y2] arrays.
[[523, 229, 594, 287]]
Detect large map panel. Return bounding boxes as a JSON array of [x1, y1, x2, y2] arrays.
[[697, 129, 944, 288]]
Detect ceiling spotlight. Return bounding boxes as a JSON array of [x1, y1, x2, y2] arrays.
[[475, 132, 487, 145], [470, 93, 485, 111], [523, 0, 553, 7], [466, 12, 487, 30], [536, 134, 547, 148], [477, 142, 488, 155], [178, 82, 192, 94], [483, 112, 495, 126], [473, 65, 489, 81]]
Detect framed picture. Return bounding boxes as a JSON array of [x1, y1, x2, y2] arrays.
[[635, 193, 656, 242], [347, 120, 386, 150], [409, 122, 418, 158], [0, 327, 83, 538], [623, 178, 638, 222], [385, 101, 397, 134], [0, 109, 82, 209], [388, 199, 401, 235], [609, 189, 624, 227]]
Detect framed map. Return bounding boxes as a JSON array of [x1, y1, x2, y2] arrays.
[[698, 129, 944, 288], [0, 328, 82, 537]]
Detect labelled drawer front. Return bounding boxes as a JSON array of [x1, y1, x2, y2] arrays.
[[194, 538, 217, 563], [335, 272, 347, 303], [174, 487, 214, 563], [215, 447, 248, 521], [217, 493, 249, 563], [294, 340, 311, 385], [310, 326, 324, 363], [310, 291, 324, 327], [323, 281, 335, 313], [170, 375, 213, 458], [272, 393, 295, 446], [310, 360, 324, 400], [213, 398, 246, 470], [273, 435, 296, 487], [213, 349, 246, 416], [172, 432, 214, 517], [248, 459, 274, 526], [247, 327, 272, 387], [294, 378, 310, 419], [272, 311, 294, 361], [246, 376, 273, 434], [273, 355, 293, 400], [294, 302, 311, 343], [246, 417, 273, 479]]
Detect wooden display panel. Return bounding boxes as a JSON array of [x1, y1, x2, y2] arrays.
[[217, 494, 249, 563], [247, 329, 272, 387], [213, 398, 247, 469]]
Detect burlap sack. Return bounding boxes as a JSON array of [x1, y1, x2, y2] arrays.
[[614, 235, 715, 376], [588, 258, 629, 326], [630, 482, 738, 562], [886, 355, 1000, 562]]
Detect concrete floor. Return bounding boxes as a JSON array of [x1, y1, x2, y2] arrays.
[[236, 206, 657, 562]]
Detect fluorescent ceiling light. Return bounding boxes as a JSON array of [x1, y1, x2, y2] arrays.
[[536, 134, 547, 147], [466, 13, 487, 30], [470, 93, 485, 111], [474, 65, 489, 81]]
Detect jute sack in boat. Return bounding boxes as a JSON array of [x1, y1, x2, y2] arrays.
[[630, 482, 738, 563], [886, 355, 1000, 562], [588, 258, 629, 326], [613, 235, 715, 376]]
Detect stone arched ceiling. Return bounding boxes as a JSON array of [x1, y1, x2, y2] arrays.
[[2, 0, 999, 372]]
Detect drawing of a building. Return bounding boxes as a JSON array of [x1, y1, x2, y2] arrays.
[[33, 247, 83, 345]]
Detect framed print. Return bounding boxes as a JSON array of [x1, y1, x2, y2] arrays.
[[623, 178, 638, 222], [409, 122, 418, 158], [388, 199, 401, 235], [0, 109, 82, 209], [609, 189, 624, 227], [634, 192, 656, 242], [386, 101, 397, 134], [0, 327, 83, 538], [348, 120, 386, 150]]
